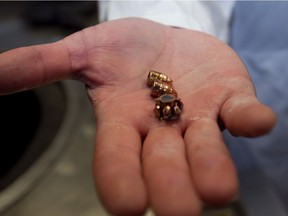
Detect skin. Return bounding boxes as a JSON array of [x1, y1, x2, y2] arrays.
[[0, 18, 276, 216]]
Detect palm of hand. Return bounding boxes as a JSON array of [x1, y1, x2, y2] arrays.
[[0, 18, 275, 216], [76, 18, 251, 130], [69, 18, 274, 215]]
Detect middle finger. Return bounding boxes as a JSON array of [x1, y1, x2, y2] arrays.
[[142, 126, 201, 216]]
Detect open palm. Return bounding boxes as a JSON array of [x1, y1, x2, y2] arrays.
[[0, 18, 275, 216]]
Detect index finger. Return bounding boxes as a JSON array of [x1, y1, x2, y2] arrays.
[[93, 121, 147, 215]]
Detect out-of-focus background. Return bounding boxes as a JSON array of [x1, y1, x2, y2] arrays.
[[0, 2, 287, 216], [0, 2, 108, 216]]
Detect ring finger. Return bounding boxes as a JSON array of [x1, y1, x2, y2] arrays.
[[184, 117, 238, 205]]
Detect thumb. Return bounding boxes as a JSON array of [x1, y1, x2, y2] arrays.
[[0, 40, 72, 95]]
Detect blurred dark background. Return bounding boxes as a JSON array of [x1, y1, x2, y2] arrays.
[[0, 2, 108, 216], [0, 1, 98, 51]]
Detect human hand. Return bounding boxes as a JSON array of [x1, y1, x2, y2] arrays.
[[0, 18, 276, 216]]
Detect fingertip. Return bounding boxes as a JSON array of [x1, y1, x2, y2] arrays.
[[221, 99, 277, 137], [246, 104, 276, 136], [192, 151, 239, 206], [100, 185, 148, 216], [200, 178, 239, 206], [94, 165, 148, 216]]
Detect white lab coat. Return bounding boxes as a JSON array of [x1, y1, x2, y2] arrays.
[[99, 1, 235, 42]]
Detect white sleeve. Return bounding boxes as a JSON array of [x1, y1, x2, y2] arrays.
[[98, 1, 235, 42]]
